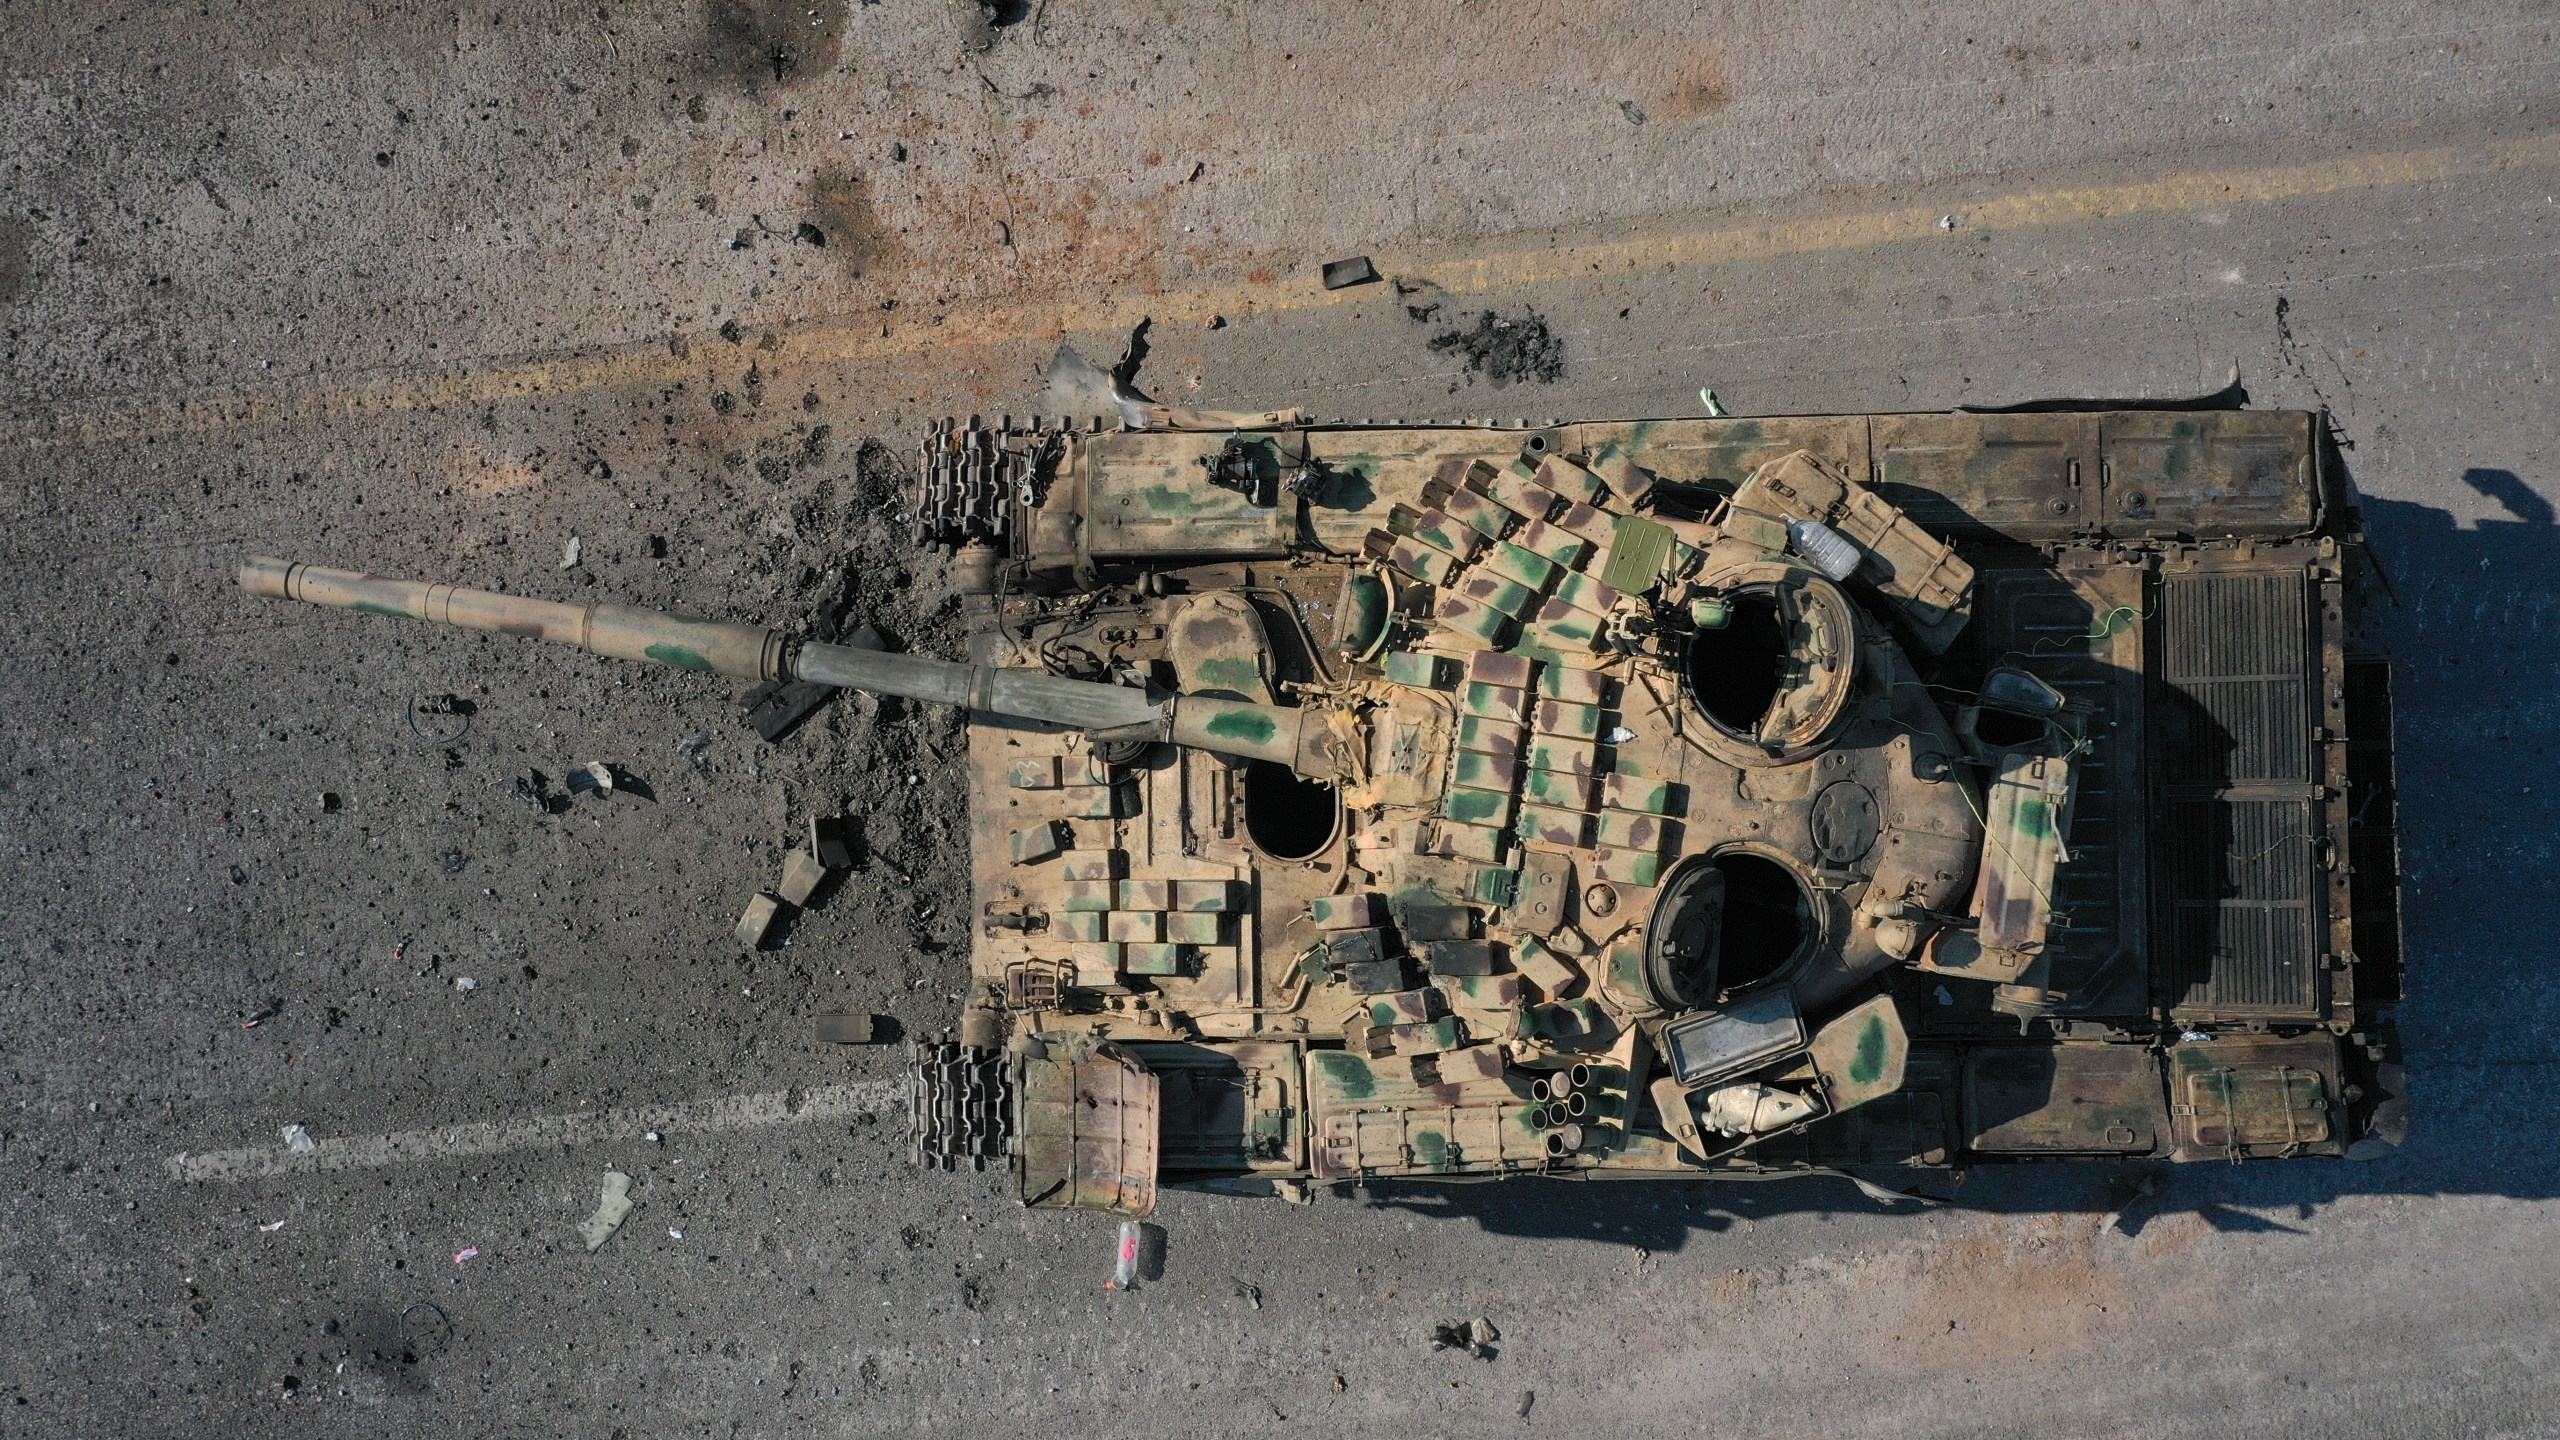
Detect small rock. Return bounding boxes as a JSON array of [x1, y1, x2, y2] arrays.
[[454, 976, 479, 992], [228, 865, 247, 885], [1516, 1390, 1535, 1418]]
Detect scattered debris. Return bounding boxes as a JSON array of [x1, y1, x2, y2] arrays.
[[228, 864, 248, 885], [1234, 1281, 1262, 1309], [1937, 213, 1957, 231], [675, 732, 713, 771], [401, 1302, 451, 1354], [559, 535, 582, 570], [1699, 386, 1727, 417], [584, 458, 612, 480], [1430, 308, 1566, 387], [452, 1246, 480, 1265], [645, 1130, 662, 1144], [1619, 99, 1646, 124], [578, 1171, 637, 1251], [1205, 314, 1225, 330], [795, 221, 827, 247], [1430, 1317, 1499, 1358], [259, 1219, 287, 1233], [453, 976, 479, 992], [741, 678, 832, 742], [1516, 1390, 1536, 1418], [2100, 1173, 2161, 1234], [735, 891, 784, 949], [241, 997, 284, 1029], [405, 692, 473, 747], [319, 791, 342, 813], [811, 815, 856, 870], [280, 1124, 317, 1155], [567, 761, 618, 796], [667, 1227, 685, 1240], [438, 849, 468, 875], [814, 1012, 883, 1045], [510, 771, 554, 813], [1320, 255, 1380, 290], [778, 844, 826, 905]]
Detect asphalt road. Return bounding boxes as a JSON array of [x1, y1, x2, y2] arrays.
[[4, 3, 2557, 1436]]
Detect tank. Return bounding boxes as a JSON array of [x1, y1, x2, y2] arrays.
[[240, 403, 2406, 1216]]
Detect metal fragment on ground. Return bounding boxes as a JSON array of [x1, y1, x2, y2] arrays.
[[577, 1171, 636, 1251], [810, 815, 854, 870], [735, 891, 782, 949], [813, 1013, 880, 1045], [778, 844, 825, 906], [1319, 255, 1378, 289]]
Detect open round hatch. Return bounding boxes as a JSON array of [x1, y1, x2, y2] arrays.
[[1682, 567, 1859, 764], [1643, 849, 1821, 1009]]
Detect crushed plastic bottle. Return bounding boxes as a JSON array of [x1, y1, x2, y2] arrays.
[[1786, 517, 1862, 581], [1106, 1219, 1141, 1290]]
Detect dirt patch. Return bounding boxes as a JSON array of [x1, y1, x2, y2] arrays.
[[803, 167, 898, 278], [1653, 48, 1732, 122], [1428, 308, 1567, 388], [698, 0, 847, 94]]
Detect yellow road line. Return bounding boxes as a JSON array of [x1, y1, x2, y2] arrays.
[[11, 131, 2559, 451]]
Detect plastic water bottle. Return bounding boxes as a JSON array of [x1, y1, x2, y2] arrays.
[[1786, 518, 1862, 581], [1107, 1219, 1141, 1290]]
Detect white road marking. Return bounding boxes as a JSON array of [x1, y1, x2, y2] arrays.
[[164, 1080, 903, 1183]]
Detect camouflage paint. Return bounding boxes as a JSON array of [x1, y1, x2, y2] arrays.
[[1312, 1050, 1377, 1100], [645, 642, 714, 671], [1849, 1012, 1890, 1086], [1194, 657, 1263, 692], [1202, 708, 1278, 746]]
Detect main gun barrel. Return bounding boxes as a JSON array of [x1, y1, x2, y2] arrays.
[[237, 557, 1331, 772]]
